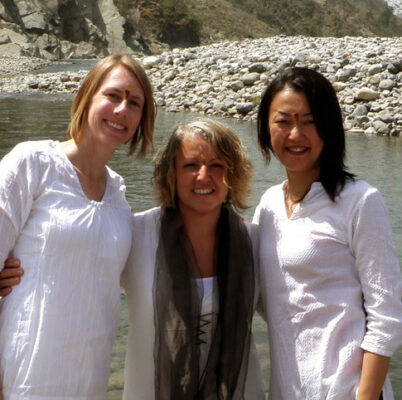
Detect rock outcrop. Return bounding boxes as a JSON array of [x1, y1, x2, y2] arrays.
[[0, 0, 144, 59]]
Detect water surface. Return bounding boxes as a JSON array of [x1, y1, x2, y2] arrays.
[[1, 94, 401, 398]]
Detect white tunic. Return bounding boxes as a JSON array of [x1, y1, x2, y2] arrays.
[[253, 179, 402, 400], [121, 207, 265, 400], [0, 141, 133, 400]]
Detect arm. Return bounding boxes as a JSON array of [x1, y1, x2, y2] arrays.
[[357, 351, 390, 400], [350, 185, 402, 393], [0, 143, 39, 267], [0, 258, 23, 297]]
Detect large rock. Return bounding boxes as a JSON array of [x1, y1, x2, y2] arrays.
[[0, 0, 142, 59], [98, 0, 129, 53], [355, 88, 379, 101]]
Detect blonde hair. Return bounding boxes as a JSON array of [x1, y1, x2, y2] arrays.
[[153, 119, 253, 210], [67, 54, 156, 156]]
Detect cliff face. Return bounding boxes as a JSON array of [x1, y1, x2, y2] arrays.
[[0, 0, 143, 59]]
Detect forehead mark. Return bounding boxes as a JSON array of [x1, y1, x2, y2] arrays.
[[125, 84, 132, 100]]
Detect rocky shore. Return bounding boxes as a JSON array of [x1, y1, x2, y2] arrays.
[[0, 36, 401, 136]]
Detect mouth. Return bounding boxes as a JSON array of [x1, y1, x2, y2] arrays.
[[193, 188, 214, 195], [286, 147, 308, 153], [105, 119, 126, 131]]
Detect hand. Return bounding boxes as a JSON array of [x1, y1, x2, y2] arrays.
[[0, 258, 23, 297]]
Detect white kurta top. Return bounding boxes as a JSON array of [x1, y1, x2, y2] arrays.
[[0, 141, 133, 400], [121, 207, 265, 400], [253, 179, 402, 400]]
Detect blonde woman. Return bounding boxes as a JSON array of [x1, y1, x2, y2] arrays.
[[122, 119, 264, 399], [0, 54, 155, 399]]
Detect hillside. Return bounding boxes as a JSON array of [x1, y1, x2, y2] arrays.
[[0, 0, 401, 59], [115, 0, 402, 51]]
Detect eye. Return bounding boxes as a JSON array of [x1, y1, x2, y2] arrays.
[[129, 99, 140, 106], [304, 119, 315, 125], [275, 119, 290, 125], [183, 162, 197, 168], [210, 163, 224, 169], [105, 92, 120, 102]]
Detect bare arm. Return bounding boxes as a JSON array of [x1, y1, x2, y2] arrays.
[[357, 351, 390, 400], [0, 258, 23, 297]]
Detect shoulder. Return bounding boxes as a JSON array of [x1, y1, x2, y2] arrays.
[[254, 183, 284, 221], [132, 207, 161, 229], [105, 165, 126, 191], [338, 179, 381, 208], [258, 182, 284, 205], [0, 141, 59, 181], [2, 140, 57, 165], [339, 179, 377, 197]]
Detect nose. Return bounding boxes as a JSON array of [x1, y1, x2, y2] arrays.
[[196, 165, 210, 180], [114, 99, 127, 114], [289, 123, 302, 139]]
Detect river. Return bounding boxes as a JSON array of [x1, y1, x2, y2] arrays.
[[0, 93, 401, 399]]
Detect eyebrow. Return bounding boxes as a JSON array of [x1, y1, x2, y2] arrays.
[[275, 110, 313, 117]]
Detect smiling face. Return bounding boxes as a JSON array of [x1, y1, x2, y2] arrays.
[[85, 65, 145, 152], [268, 87, 324, 180], [175, 134, 229, 218]]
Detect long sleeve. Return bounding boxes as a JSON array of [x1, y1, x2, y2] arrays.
[[350, 186, 402, 356], [0, 143, 41, 265]]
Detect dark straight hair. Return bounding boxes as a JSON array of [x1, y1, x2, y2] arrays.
[[257, 67, 354, 201]]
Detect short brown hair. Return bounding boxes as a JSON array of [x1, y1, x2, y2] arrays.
[[153, 119, 253, 210], [67, 54, 155, 156]]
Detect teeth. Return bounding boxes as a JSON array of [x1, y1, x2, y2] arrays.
[[289, 147, 306, 152], [194, 189, 213, 194], [107, 120, 125, 130]]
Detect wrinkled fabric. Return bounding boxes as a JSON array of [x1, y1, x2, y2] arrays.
[[121, 207, 265, 400], [0, 140, 133, 400], [253, 179, 402, 400]]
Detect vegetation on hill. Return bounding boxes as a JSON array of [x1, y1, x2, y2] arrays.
[[113, 0, 402, 51]]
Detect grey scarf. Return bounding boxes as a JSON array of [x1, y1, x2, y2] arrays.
[[153, 205, 255, 399]]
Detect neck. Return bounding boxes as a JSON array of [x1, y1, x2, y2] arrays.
[[181, 208, 220, 240], [61, 138, 112, 179], [285, 170, 320, 216], [61, 139, 112, 201], [179, 207, 221, 278], [286, 169, 320, 199]]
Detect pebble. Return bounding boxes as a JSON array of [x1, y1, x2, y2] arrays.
[[0, 36, 401, 136]]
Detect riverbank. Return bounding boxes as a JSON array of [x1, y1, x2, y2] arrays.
[[0, 36, 401, 136]]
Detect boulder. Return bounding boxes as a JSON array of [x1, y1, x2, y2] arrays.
[[355, 88, 379, 101], [379, 79, 395, 90], [236, 102, 254, 115], [241, 72, 260, 86], [373, 120, 390, 135]]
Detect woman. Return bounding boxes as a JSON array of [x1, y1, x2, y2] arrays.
[[253, 67, 402, 399], [0, 54, 155, 399], [121, 119, 264, 399]]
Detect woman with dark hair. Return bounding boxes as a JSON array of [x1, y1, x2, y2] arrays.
[[254, 67, 402, 399], [121, 119, 264, 399], [0, 54, 155, 399]]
